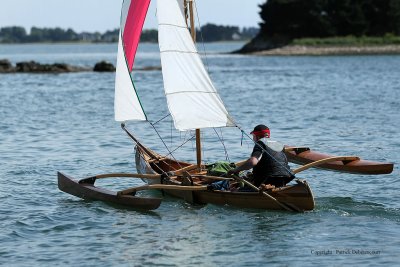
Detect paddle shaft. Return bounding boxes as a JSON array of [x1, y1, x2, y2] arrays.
[[118, 184, 208, 196], [292, 156, 359, 174]]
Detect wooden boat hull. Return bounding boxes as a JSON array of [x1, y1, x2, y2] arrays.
[[284, 146, 393, 175], [57, 172, 162, 210], [135, 146, 315, 211], [193, 180, 314, 210]]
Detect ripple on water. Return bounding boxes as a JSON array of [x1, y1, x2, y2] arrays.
[[1, 45, 399, 266]]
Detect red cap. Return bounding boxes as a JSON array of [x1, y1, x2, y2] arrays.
[[250, 124, 270, 138]]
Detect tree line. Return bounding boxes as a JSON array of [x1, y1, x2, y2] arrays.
[[258, 0, 400, 40], [0, 26, 149, 43], [195, 24, 258, 42], [0, 24, 258, 44]]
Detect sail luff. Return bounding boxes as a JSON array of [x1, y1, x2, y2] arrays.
[[114, 0, 151, 122]]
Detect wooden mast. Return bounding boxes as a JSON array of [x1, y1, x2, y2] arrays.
[[186, 0, 201, 171], [188, 0, 196, 43]]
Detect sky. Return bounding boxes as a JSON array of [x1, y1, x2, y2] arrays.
[[0, 0, 265, 33]]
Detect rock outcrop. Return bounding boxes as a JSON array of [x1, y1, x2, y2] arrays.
[[0, 59, 15, 73], [233, 35, 290, 54], [0, 59, 162, 73], [15, 61, 90, 73], [93, 61, 116, 72]]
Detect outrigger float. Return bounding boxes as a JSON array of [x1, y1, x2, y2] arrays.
[[284, 146, 393, 175], [58, 0, 393, 212]]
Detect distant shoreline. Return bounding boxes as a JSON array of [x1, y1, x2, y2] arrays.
[[2, 42, 400, 56], [248, 45, 400, 56], [0, 40, 248, 45]]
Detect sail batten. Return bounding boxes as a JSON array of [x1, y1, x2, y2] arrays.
[[159, 23, 188, 29], [166, 91, 220, 95], [161, 50, 199, 54], [157, 0, 234, 131]]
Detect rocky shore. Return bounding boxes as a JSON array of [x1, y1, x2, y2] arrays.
[[241, 44, 400, 56], [0, 59, 162, 73], [2, 44, 398, 74], [0, 59, 113, 73]]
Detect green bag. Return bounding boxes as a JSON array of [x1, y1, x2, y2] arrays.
[[206, 161, 236, 176]]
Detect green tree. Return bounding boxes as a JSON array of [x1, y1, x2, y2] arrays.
[[140, 29, 158, 42], [258, 0, 400, 39], [389, 0, 400, 34], [0, 26, 27, 42], [29, 27, 44, 42], [259, 0, 335, 38], [326, 0, 368, 36], [197, 23, 240, 42]]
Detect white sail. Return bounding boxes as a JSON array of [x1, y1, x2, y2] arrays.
[[114, 33, 147, 122], [114, 0, 150, 122], [157, 0, 234, 131]]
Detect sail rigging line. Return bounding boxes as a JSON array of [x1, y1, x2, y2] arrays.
[[151, 113, 171, 126], [164, 133, 196, 158], [146, 121, 198, 169], [147, 115, 198, 163], [213, 128, 230, 162], [193, 0, 211, 73], [149, 122, 186, 171]]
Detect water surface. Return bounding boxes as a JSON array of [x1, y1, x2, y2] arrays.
[[0, 43, 399, 266]]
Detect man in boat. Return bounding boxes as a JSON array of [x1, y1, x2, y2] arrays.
[[227, 124, 294, 188]]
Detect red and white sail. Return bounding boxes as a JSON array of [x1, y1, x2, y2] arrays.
[[114, 0, 150, 122]]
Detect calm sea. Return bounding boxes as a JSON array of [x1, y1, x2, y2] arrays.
[[0, 42, 399, 266]]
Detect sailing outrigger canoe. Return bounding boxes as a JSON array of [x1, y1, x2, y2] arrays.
[[58, 141, 316, 212], [57, 0, 393, 211], [58, 138, 393, 211], [58, 129, 392, 211], [57, 169, 314, 212]]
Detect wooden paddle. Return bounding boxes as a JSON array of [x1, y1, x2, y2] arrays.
[[191, 174, 233, 181], [292, 156, 359, 174], [173, 164, 199, 175]]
